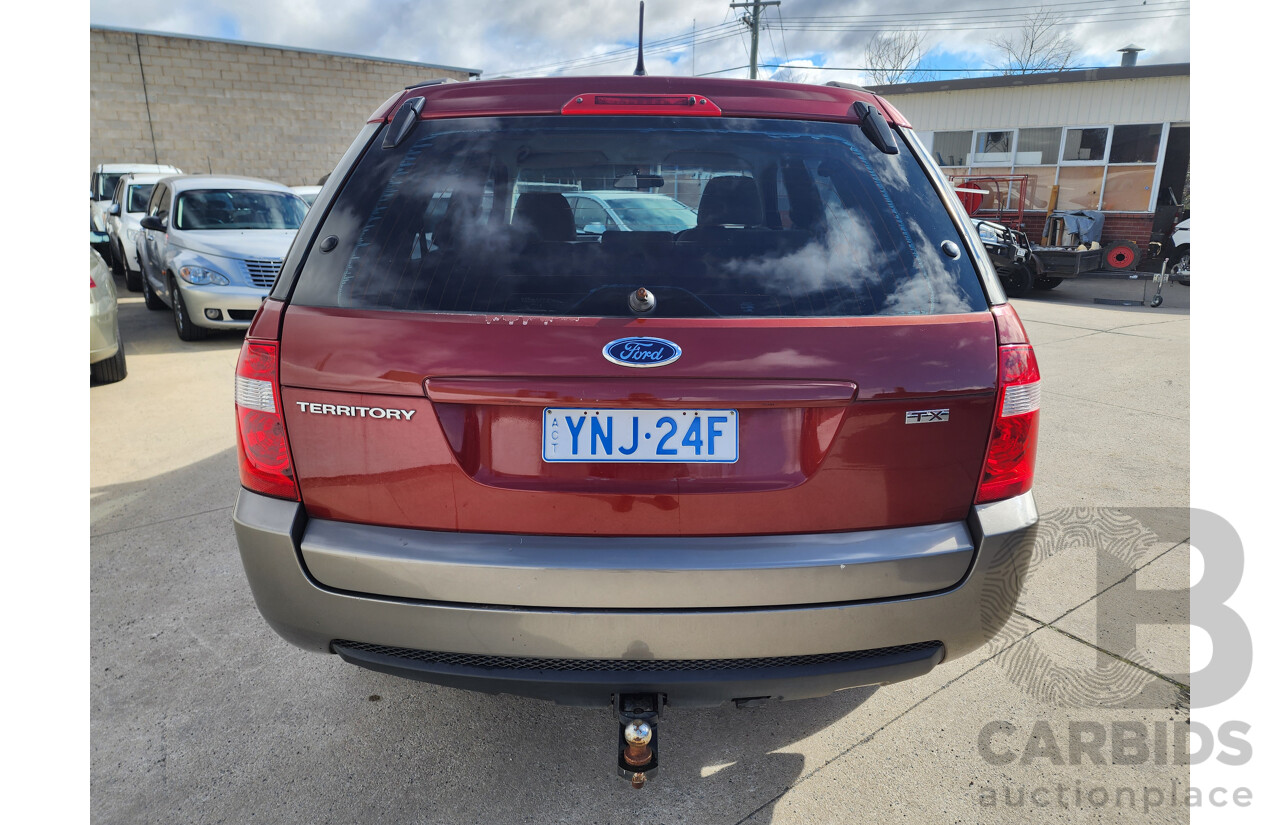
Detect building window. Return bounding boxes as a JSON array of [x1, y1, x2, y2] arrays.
[[1062, 128, 1108, 162], [1109, 124, 1162, 163], [1011, 167, 1057, 211], [1057, 167, 1105, 210], [1015, 128, 1062, 165], [1102, 165, 1157, 211], [932, 131, 973, 167], [973, 131, 1013, 165]]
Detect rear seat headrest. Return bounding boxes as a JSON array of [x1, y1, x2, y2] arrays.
[[697, 176, 763, 228]]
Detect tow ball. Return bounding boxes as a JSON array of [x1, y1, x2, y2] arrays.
[[615, 693, 663, 788]]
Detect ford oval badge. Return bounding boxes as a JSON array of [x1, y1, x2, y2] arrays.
[[602, 337, 682, 368]]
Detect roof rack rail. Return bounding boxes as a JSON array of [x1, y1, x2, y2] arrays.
[[405, 77, 459, 91], [824, 80, 870, 93]]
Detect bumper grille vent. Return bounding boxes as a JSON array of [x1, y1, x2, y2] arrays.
[[244, 259, 283, 288], [332, 640, 943, 674]]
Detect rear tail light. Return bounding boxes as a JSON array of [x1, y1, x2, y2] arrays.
[[976, 305, 1041, 503], [235, 339, 298, 500]]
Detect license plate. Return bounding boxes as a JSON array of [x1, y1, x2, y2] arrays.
[[542, 408, 738, 463]]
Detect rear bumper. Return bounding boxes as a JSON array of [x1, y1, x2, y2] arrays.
[[234, 489, 1038, 706], [89, 301, 119, 364]]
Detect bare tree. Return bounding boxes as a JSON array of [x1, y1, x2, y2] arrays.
[[863, 30, 929, 86], [989, 7, 1078, 74]]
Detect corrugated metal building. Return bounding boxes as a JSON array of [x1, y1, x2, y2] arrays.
[[871, 63, 1190, 258]]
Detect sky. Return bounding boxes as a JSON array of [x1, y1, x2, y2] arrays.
[[87, 0, 1191, 85]]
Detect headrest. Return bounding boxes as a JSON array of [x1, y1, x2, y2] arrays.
[[514, 192, 576, 242], [697, 176, 763, 227]]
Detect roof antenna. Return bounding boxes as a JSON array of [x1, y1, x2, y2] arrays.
[[633, 1, 647, 76]]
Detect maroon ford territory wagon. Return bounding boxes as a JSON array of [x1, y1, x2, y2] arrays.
[[232, 77, 1041, 733]]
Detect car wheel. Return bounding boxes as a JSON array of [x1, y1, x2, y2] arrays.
[[122, 250, 142, 292], [110, 240, 126, 276], [1172, 244, 1190, 285], [90, 329, 127, 384], [141, 267, 166, 310], [1033, 276, 1064, 291], [1000, 263, 1034, 298], [171, 277, 210, 341]]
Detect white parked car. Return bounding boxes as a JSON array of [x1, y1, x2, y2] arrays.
[[90, 231, 126, 384], [1170, 219, 1189, 285], [290, 185, 322, 208], [136, 175, 308, 340], [562, 191, 698, 234], [91, 162, 181, 233], [105, 173, 166, 292]]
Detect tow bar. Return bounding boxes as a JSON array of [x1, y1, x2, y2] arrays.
[[614, 693, 663, 788]]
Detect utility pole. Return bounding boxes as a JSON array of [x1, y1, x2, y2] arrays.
[[729, 1, 780, 79]]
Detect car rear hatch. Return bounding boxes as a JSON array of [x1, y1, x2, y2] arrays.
[[277, 112, 998, 539]]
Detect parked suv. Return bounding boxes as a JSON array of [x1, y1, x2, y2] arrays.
[[137, 175, 307, 340], [233, 77, 1041, 712]]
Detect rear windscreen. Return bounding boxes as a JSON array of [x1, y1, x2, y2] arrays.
[[292, 116, 987, 317]]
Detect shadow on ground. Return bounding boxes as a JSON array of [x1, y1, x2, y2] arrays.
[[91, 446, 879, 824]]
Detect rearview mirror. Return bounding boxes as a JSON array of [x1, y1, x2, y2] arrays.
[[108, 203, 120, 216], [614, 172, 666, 191], [139, 215, 165, 231]]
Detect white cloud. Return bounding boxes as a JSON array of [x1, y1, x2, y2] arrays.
[[89, 0, 1190, 78]]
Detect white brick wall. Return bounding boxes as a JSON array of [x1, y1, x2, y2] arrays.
[[90, 28, 475, 186]]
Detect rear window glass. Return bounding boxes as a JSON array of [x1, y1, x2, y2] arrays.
[[174, 189, 306, 231], [127, 184, 154, 213], [293, 116, 986, 317]]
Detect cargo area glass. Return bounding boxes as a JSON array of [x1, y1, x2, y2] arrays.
[[293, 116, 987, 317]]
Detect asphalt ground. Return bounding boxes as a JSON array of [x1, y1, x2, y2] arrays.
[[90, 273, 1191, 824]]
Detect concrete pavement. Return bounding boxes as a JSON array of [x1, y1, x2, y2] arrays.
[[90, 274, 1191, 824]]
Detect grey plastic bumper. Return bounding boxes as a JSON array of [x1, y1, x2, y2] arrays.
[[234, 489, 1038, 705]]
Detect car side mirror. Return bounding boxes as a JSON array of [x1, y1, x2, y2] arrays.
[[581, 222, 607, 235], [108, 203, 120, 216], [139, 215, 165, 231]]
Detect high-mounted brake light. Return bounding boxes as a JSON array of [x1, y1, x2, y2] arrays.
[[235, 339, 299, 500], [561, 94, 723, 116], [976, 305, 1041, 503]]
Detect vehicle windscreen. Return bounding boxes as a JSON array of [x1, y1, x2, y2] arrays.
[[97, 173, 124, 200], [293, 116, 987, 317], [127, 184, 155, 213], [173, 190, 306, 231]]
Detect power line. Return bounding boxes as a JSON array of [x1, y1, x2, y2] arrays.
[[494, 21, 737, 76], [775, 3, 1188, 32], [784, 0, 1183, 22], [497, 0, 1187, 78], [773, 11, 1188, 35]]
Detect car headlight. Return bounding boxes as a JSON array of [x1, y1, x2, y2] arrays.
[[178, 265, 230, 286]]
